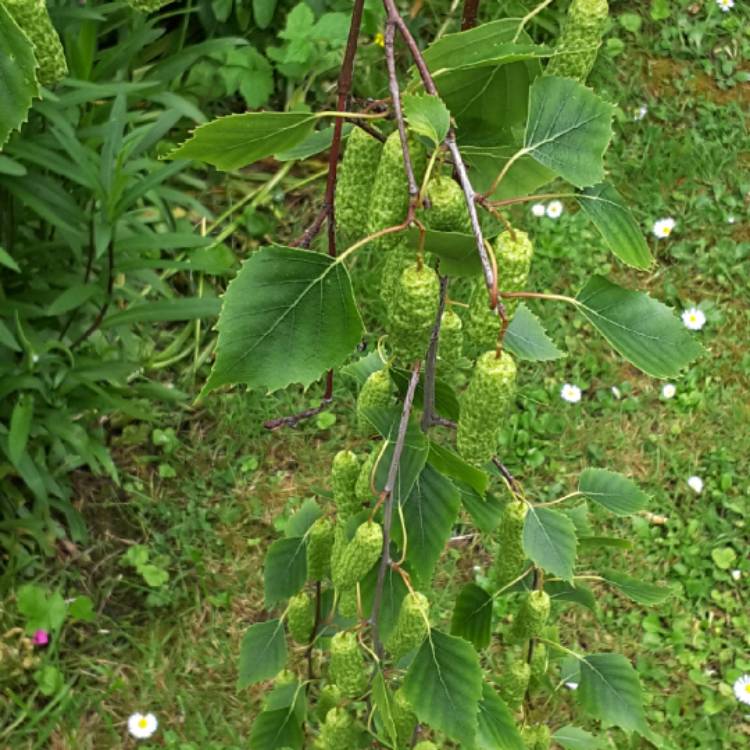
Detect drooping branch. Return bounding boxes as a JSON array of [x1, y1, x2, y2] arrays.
[[461, 0, 481, 30], [421, 274, 448, 431], [370, 362, 421, 656]]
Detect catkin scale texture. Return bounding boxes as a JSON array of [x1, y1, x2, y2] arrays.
[[329, 631, 368, 698], [495, 229, 534, 316], [287, 592, 314, 643], [490, 501, 527, 589], [335, 127, 384, 245], [498, 660, 531, 709], [511, 590, 551, 643], [331, 520, 383, 591], [387, 265, 440, 365], [307, 517, 334, 581], [314, 707, 357, 750], [356, 369, 394, 433], [331, 450, 360, 518], [422, 175, 471, 233], [5, 0, 67, 85], [457, 350, 517, 466], [545, 0, 609, 83], [385, 591, 429, 659], [392, 688, 417, 747]]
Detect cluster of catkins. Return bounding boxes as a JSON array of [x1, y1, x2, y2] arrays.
[[277, 1, 610, 747]]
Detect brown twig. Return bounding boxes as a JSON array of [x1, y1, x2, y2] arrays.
[[492, 456, 521, 496], [351, 118, 387, 142], [370, 362, 421, 656], [421, 275, 448, 431], [461, 0, 481, 30], [263, 398, 333, 431], [290, 205, 328, 249]]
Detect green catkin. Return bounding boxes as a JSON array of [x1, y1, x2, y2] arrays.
[[354, 450, 378, 505], [545, 0, 609, 83], [437, 309, 464, 385], [335, 127, 384, 245], [511, 590, 551, 643], [127, 0, 172, 12], [385, 591, 429, 659], [464, 280, 498, 354], [331, 521, 383, 591], [307, 517, 334, 581], [529, 643, 549, 688], [380, 239, 414, 312], [287, 592, 314, 643], [392, 688, 417, 747], [457, 350, 517, 467], [315, 707, 357, 750], [521, 725, 552, 750], [5, 0, 67, 85], [368, 131, 427, 252], [316, 683, 342, 722], [498, 660, 531, 709], [495, 229, 534, 317], [387, 265, 440, 365], [330, 521, 348, 581], [329, 632, 368, 698], [490, 501, 528, 589], [338, 587, 358, 619], [331, 450, 360, 518], [274, 669, 297, 687], [357, 369, 394, 433], [422, 175, 471, 233]]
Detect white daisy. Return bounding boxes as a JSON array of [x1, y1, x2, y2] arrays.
[[634, 105, 648, 121], [546, 200, 564, 219], [727, 215, 736, 224], [565, 681, 579, 690], [733, 675, 750, 706], [716, 0, 734, 11], [128, 713, 158, 740], [560, 383, 582, 403], [687, 476, 703, 494], [731, 569, 741, 581], [681, 307, 706, 331], [611, 386, 622, 399], [652, 217, 676, 238], [531, 203, 546, 217], [661, 383, 676, 399]]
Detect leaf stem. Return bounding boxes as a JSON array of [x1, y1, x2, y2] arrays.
[[533, 491, 583, 508], [500, 290, 579, 305]]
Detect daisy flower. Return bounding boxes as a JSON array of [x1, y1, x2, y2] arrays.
[[716, 0, 734, 11], [560, 384, 582, 404], [611, 386, 622, 399], [731, 569, 741, 581], [546, 200, 564, 219], [634, 105, 648, 121], [681, 307, 706, 331], [652, 217, 676, 238], [727, 215, 736, 224], [734, 675, 750, 706], [128, 713, 158, 740], [687, 476, 703, 494], [661, 383, 676, 399], [565, 682, 579, 690], [531, 203, 546, 217]]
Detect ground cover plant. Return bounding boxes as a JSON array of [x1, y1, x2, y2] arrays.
[[0, 0, 748, 749]]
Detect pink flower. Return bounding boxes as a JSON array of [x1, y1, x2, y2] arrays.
[[32, 629, 49, 647]]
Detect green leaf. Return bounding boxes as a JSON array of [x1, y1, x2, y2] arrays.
[[545, 581, 597, 612], [403, 629, 483, 746], [554, 725, 607, 750], [275, 124, 349, 162], [0, 156, 27, 177], [463, 145, 555, 200], [474, 683, 525, 750], [391, 367, 460, 422], [578, 653, 648, 734], [577, 183, 652, 270], [47, 284, 100, 316], [524, 77, 614, 188], [167, 112, 316, 170], [576, 276, 703, 379], [394, 465, 460, 584], [9, 394, 33, 466], [372, 671, 399, 749], [358, 564, 408, 642], [101, 298, 220, 328], [403, 93, 451, 145], [16, 585, 66, 634], [284, 498, 322, 538], [451, 583, 492, 651], [253, 0, 278, 28], [523, 506, 577, 582], [427, 442, 489, 496], [248, 707, 303, 750], [457, 483, 505, 534], [504, 304, 564, 361], [203, 246, 363, 396], [238, 619, 288, 689], [600, 570, 672, 606], [34, 665, 64, 697], [68, 596, 95, 623], [366, 407, 430, 506], [408, 227, 484, 277], [578, 468, 649, 516], [0, 246, 21, 272], [263, 537, 307, 608], [0, 3, 39, 148]]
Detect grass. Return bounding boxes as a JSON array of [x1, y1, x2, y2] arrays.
[[2, 1, 749, 748]]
